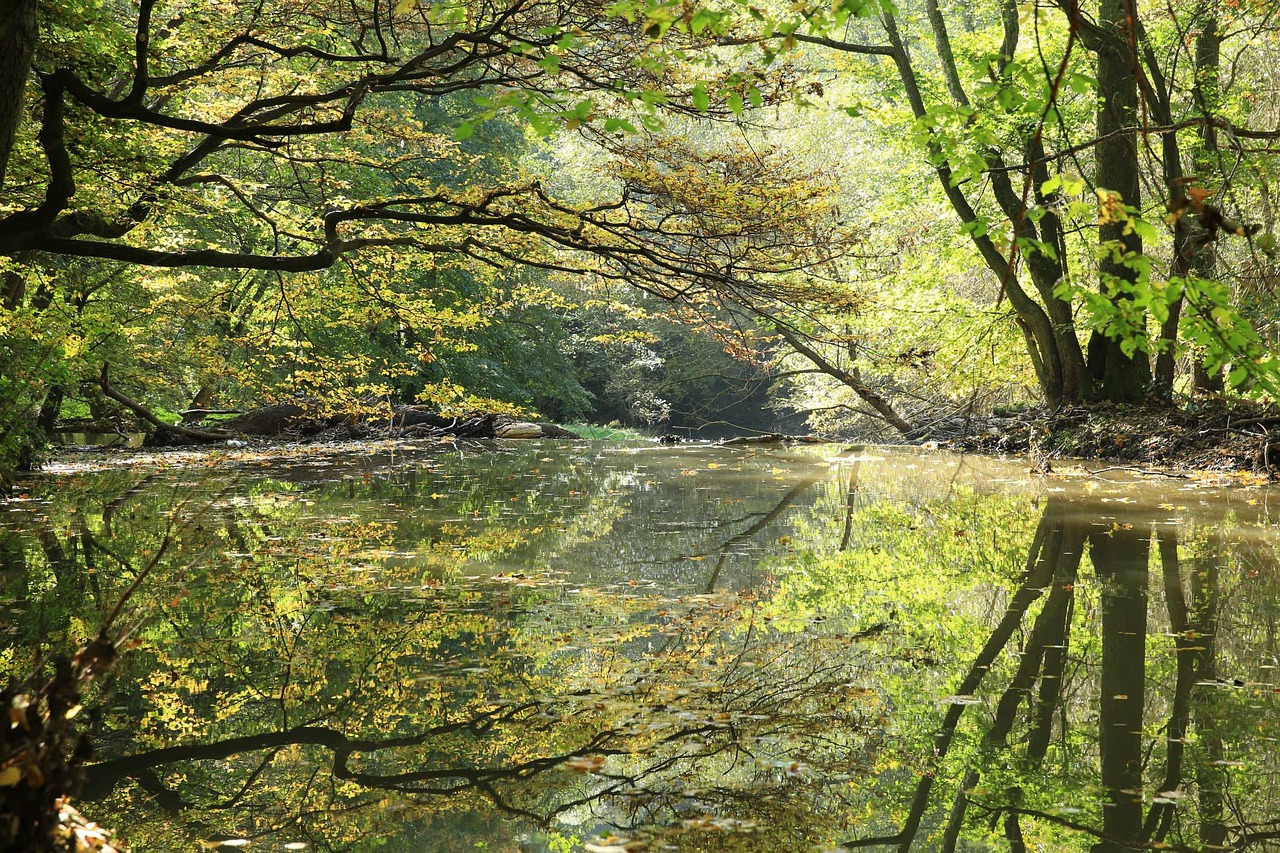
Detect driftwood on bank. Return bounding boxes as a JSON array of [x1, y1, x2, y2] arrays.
[[99, 363, 233, 442], [394, 410, 581, 440], [97, 368, 582, 444], [222, 402, 315, 437], [180, 407, 243, 420], [720, 433, 828, 446]]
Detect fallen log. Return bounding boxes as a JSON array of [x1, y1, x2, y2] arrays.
[[222, 403, 317, 436], [536, 422, 582, 439], [96, 378, 583, 444], [401, 413, 500, 438], [720, 433, 827, 446], [99, 363, 234, 442]]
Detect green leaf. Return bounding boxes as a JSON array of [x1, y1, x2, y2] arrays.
[[1130, 217, 1159, 242], [524, 110, 555, 137], [1068, 73, 1096, 94], [643, 18, 668, 38], [603, 117, 637, 133], [692, 84, 709, 113], [689, 9, 720, 33]]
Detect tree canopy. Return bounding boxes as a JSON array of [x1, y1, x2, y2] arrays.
[[4, 0, 1280, 484]]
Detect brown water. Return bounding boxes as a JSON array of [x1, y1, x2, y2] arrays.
[[2, 440, 1277, 851]]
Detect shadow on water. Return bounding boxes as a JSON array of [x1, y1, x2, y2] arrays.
[[3, 443, 1280, 850]]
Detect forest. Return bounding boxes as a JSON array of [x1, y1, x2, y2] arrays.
[[6, 1, 1280, 849], [2, 0, 1279, 489]]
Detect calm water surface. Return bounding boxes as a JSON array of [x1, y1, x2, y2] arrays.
[[2, 440, 1278, 851]]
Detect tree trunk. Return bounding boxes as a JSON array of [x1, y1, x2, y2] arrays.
[[0, 0, 37, 191], [1191, 14, 1227, 395], [36, 385, 63, 435], [1154, 8, 1223, 397], [1092, 0, 1151, 403], [880, 11, 1069, 408]]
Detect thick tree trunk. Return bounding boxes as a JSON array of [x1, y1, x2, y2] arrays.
[[0, 0, 37, 191], [1092, 0, 1151, 403], [1191, 15, 1227, 395], [1154, 9, 1222, 397], [36, 385, 62, 434]]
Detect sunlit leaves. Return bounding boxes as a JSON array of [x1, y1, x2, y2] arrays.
[[691, 83, 710, 112]]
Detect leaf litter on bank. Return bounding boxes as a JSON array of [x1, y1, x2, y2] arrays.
[[942, 402, 1280, 478]]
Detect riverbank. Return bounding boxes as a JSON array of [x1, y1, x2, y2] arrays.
[[940, 402, 1280, 475], [16, 403, 1280, 489]]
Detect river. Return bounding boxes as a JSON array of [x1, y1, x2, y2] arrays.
[[2, 440, 1277, 851]]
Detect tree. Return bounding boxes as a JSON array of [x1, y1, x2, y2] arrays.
[[8, 0, 1280, 487], [681, 0, 1280, 408], [0, 0, 882, 484]]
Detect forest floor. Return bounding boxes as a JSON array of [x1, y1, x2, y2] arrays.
[[940, 402, 1280, 477]]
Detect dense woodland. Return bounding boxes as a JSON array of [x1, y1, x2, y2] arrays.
[[7, 1, 1280, 847], [3, 0, 1280, 488]]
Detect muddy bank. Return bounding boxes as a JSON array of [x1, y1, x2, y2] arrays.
[[940, 403, 1280, 474]]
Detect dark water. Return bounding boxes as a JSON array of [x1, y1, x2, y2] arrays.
[[2, 440, 1278, 851]]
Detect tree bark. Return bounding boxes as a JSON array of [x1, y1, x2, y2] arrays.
[[1092, 0, 1152, 403], [0, 0, 37, 190], [1152, 8, 1222, 396], [1191, 13, 1226, 395], [36, 385, 62, 435]]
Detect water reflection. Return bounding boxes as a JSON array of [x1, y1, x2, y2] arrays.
[[2, 444, 1279, 850]]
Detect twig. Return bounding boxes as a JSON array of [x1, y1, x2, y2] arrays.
[[1085, 465, 1189, 479]]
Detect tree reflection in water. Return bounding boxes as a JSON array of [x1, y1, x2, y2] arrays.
[[842, 493, 1272, 853], [2, 445, 1280, 850]]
